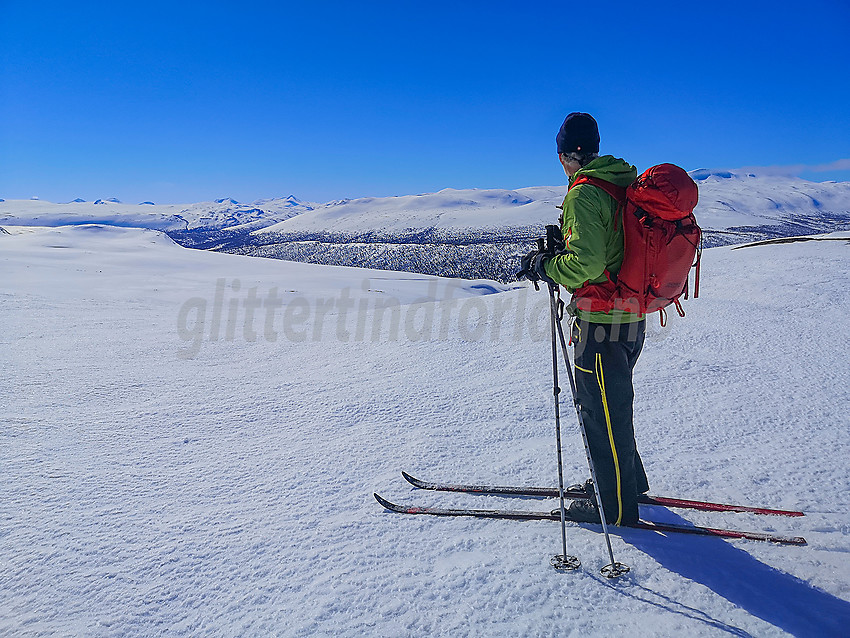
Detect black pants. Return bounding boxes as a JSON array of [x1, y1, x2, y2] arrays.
[[571, 319, 647, 525]]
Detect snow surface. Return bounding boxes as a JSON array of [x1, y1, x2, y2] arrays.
[[254, 174, 850, 237], [0, 196, 314, 234], [3, 224, 850, 636], [2, 174, 849, 239]]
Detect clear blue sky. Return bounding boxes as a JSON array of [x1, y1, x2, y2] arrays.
[[2, 0, 849, 204]]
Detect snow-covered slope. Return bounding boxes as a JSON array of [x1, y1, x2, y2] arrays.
[[691, 170, 850, 234], [3, 174, 849, 285], [2, 174, 848, 241], [255, 186, 564, 235], [2, 225, 849, 636], [237, 175, 850, 282], [250, 175, 850, 238], [0, 195, 314, 233]]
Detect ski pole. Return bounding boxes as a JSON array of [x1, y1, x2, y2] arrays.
[[546, 276, 580, 572], [549, 283, 630, 579]]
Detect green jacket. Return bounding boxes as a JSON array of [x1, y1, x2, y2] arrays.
[[543, 155, 642, 324]]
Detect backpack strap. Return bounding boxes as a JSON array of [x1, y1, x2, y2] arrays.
[[684, 228, 703, 301], [569, 175, 627, 231], [693, 237, 703, 299], [569, 174, 627, 205], [567, 174, 631, 314]]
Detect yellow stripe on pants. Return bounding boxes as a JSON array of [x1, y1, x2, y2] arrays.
[[595, 353, 623, 526]]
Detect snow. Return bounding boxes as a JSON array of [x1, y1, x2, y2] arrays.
[[0, 196, 316, 234], [2, 222, 849, 636], [252, 177, 850, 237], [253, 187, 552, 235], [2, 174, 848, 241], [691, 172, 850, 231]]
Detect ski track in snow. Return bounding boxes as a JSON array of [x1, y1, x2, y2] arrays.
[[2, 225, 850, 637]]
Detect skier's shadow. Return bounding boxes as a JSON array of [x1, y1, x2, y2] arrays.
[[611, 508, 850, 637]]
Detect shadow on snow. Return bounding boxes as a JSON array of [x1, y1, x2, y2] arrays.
[[608, 508, 850, 637]]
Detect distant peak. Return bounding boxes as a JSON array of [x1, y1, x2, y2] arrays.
[[69, 198, 87, 203], [215, 197, 239, 204], [282, 195, 304, 207], [94, 197, 122, 204], [689, 169, 738, 180], [689, 168, 766, 181], [139, 201, 155, 205]]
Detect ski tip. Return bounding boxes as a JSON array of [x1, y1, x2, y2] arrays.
[[374, 492, 394, 509], [401, 471, 421, 486]]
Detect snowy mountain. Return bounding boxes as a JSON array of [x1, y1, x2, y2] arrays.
[[249, 174, 850, 240], [690, 170, 850, 240], [3, 174, 848, 240], [0, 195, 316, 235], [255, 187, 553, 235], [2, 223, 849, 636], [241, 175, 850, 281], [2, 174, 849, 280]]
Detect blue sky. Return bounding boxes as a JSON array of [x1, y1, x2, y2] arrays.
[[1, 1, 848, 204]]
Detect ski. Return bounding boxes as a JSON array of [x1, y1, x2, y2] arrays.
[[374, 493, 807, 546], [401, 471, 805, 518]]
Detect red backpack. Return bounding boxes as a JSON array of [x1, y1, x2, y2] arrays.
[[571, 163, 702, 324]]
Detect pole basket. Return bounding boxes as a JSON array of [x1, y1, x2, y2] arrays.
[[550, 554, 581, 571], [601, 562, 630, 579]]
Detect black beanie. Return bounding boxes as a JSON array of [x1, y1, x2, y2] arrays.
[[556, 112, 600, 155]]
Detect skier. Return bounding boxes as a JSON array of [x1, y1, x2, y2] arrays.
[[524, 112, 648, 526]]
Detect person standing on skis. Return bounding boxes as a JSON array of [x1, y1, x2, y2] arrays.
[[525, 112, 648, 526]]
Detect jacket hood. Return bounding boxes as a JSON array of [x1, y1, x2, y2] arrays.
[[571, 155, 637, 188]]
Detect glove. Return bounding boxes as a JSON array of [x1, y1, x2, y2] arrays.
[[517, 249, 541, 282], [545, 224, 565, 255], [517, 226, 565, 285], [532, 253, 558, 286]]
